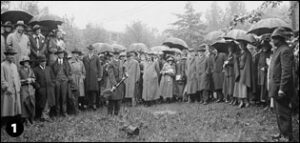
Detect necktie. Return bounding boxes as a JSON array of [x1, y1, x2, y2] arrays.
[[35, 36, 40, 50]]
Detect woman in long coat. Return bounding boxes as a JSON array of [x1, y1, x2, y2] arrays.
[[124, 51, 140, 106], [185, 50, 198, 102], [233, 41, 255, 108], [142, 54, 160, 104], [213, 52, 227, 102], [69, 50, 86, 109], [19, 56, 36, 124], [223, 45, 237, 104], [1, 49, 22, 119], [159, 57, 175, 101], [174, 54, 187, 101]]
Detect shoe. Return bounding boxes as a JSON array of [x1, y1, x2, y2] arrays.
[[203, 102, 208, 105], [93, 105, 97, 110], [244, 103, 250, 108], [233, 100, 238, 106], [239, 102, 244, 108], [199, 101, 204, 104], [271, 133, 281, 140], [216, 99, 221, 103]]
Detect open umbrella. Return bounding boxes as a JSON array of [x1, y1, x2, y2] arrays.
[[151, 46, 170, 53], [112, 44, 126, 53], [211, 39, 240, 53], [224, 29, 256, 44], [127, 43, 149, 53], [1, 10, 33, 24], [92, 43, 113, 54], [162, 37, 188, 50], [29, 14, 63, 30], [248, 18, 292, 36], [204, 30, 225, 44]]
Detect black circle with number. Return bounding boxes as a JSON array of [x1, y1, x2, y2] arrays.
[[5, 118, 24, 137]]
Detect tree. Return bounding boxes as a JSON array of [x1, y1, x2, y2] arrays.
[[165, 2, 207, 49], [1, 1, 10, 13], [205, 1, 225, 31], [121, 21, 162, 48]]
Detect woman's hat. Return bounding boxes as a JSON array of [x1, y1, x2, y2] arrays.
[[166, 56, 175, 62], [37, 55, 47, 62], [3, 21, 13, 28], [4, 48, 17, 55], [19, 56, 31, 65], [15, 20, 27, 28], [87, 44, 94, 50], [33, 24, 41, 31], [71, 49, 82, 55]]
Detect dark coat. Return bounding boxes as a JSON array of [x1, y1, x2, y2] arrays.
[[33, 66, 56, 108], [200, 54, 214, 91], [83, 54, 102, 91], [239, 49, 256, 93], [257, 51, 272, 85], [29, 34, 46, 60], [51, 58, 72, 80], [269, 43, 294, 99], [213, 53, 227, 90], [105, 59, 123, 100]]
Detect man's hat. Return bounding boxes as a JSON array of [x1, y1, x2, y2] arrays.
[[127, 51, 138, 57], [119, 52, 126, 57], [197, 44, 207, 52], [87, 44, 94, 50], [19, 56, 31, 65], [71, 49, 82, 55], [166, 56, 175, 62], [4, 48, 17, 55], [271, 27, 293, 40], [3, 21, 13, 28], [37, 55, 47, 62], [55, 49, 65, 54], [15, 20, 27, 28], [33, 25, 41, 31]]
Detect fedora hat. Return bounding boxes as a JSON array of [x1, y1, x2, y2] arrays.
[[87, 44, 94, 50], [71, 49, 82, 54], [3, 21, 13, 28], [32, 24, 41, 31], [15, 20, 27, 28], [271, 27, 293, 40], [37, 55, 47, 62], [4, 48, 17, 55]]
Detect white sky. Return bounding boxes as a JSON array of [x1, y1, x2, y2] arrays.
[[10, 1, 290, 33]]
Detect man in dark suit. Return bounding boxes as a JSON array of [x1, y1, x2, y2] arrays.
[[83, 45, 102, 110], [33, 55, 56, 122], [51, 49, 72, 117], [269, 27, 294, 142], [29, 25, 46, 67]]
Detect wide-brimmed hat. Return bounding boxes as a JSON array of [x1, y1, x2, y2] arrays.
[[197, 44, 207, 52], [127, 51, 138, 57], [166, 56, 175, 62], [71, 49, 82, 55], [37, 55, 47, 62], [4, 48, 17, 55], [87, 45, 94, 50], [33, 24, 41, 31], [15, 20, 27, 28], [3, 21, 13, 28], [119, 52, 126, 57], [19, 56, 31, 65], [271, 27, 293, 40], [104, 51, 114, 57]]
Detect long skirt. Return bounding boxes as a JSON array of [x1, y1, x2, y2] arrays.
[[223, 76, 235, 96], [233, 81, 247, 99], [20, 85, 35, 118], [174, 81, 185, 98]]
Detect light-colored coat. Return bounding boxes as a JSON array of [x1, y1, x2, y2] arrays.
[[1, 35, 5, 62], [159, 62, 175, 98], [69, 58, 86, 97], [195, 55, 206, 91], [1, 61, 22, 117], [185, 56, 198, 94], [142, 60, 160, 101], [124, 59, 140, 98], [6, 32, 31, 67]]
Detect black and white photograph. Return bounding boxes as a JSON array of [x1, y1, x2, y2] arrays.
[[1, 1, 299, 142]]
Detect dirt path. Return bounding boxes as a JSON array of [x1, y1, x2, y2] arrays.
[[1, 102, 299, 142]]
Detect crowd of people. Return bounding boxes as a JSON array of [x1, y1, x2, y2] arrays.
[[1, 19, 299, 142]]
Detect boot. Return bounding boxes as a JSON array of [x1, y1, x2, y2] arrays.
[[238, 101, 244, 108]]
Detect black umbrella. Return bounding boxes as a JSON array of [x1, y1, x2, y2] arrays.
[[162, 37, 188, 50], [29, 14, 63, 30], [1, 10, 33, 24], [247, 18, 292, 36], [211, 39, 240, 53]]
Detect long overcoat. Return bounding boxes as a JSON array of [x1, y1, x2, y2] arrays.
[[200, 54, 214, 91], [142, 60, 160, 101], [19, 66, 36, 118], [83, 54, 102, 92], [1, 61, 22, 117], [185, 56, 198, 94], [196, 55, 207, 92], [223, 54, 236, 96], [33, 65, 56, 109], [212, 53, 227, 90], [124, 59, 140, 98], [69, 58, 86, 97], [174, 58, 187, 97], [105, 59, 124, 100], [159, 62, 175, 98]]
